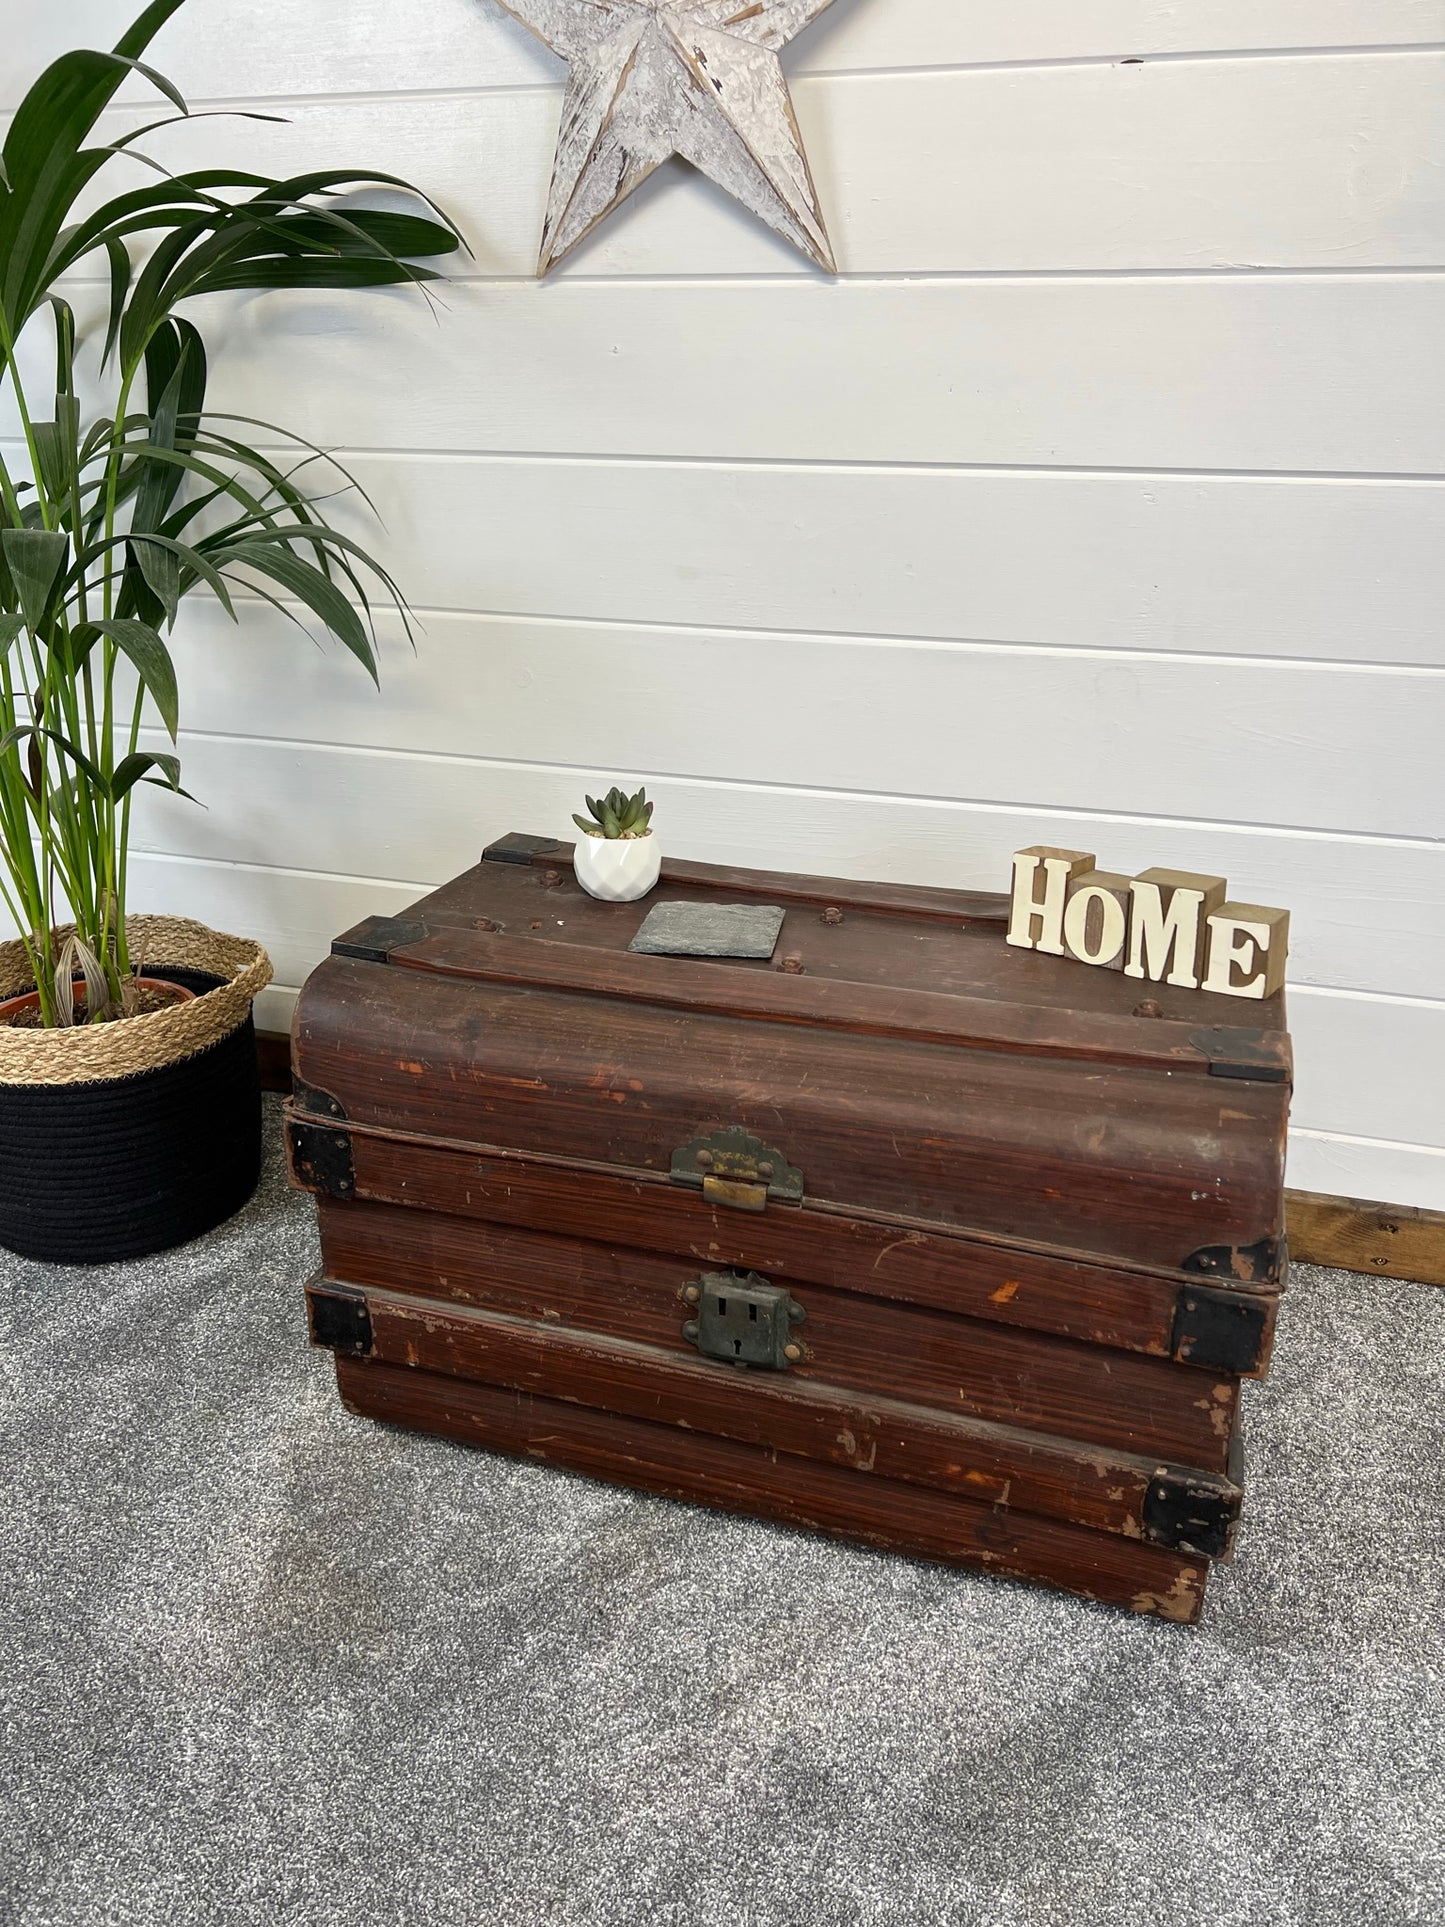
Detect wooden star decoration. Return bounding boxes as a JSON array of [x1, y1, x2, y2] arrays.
[[494, 0, 841, 274]]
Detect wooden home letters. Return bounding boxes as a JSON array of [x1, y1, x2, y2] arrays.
[[1008, 847, 1288, 999]]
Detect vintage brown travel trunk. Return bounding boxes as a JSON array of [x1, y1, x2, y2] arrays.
[[287, 833, 1291, 1623]]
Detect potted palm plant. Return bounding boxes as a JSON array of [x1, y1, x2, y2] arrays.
[[0, 0, 459, 1262]]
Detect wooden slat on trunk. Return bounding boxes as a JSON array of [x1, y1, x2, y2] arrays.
[[317, 1279, 1241, 1551], [326, 1120, 1279, 1370], [316, 1198, 1241, 1469], [335, 1355, 1210, 1622]]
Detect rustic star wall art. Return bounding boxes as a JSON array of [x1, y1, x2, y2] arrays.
[[494, 0, 841, 273]]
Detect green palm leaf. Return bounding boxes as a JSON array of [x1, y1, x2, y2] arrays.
[[0, 529, 68, 631], [214, 537, 378, 681], [195, 255, 448, 295], [110, 749, 188, 800], [77, 619, 179, 739], [0, 1, 190, 327]]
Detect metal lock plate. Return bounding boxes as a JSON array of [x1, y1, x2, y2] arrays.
[[682, 1270, 806, 1370], [670, 1126, 804, 1213]]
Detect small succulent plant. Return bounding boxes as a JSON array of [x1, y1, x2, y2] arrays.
[[573, 785, 655, 840]]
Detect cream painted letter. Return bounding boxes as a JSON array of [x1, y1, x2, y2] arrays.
[[1007, 847, 1096, 954], [1124, 868, 1228, 988], [1062, 871, 1131, 970], [1202, 904, 1290, 1000]]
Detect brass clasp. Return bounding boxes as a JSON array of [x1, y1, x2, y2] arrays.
[[669, 1126, 803, 1212]]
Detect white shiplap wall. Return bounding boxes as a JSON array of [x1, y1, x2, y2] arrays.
[[4, 1, 1444, 1206]]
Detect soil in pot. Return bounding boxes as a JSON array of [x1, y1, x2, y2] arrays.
[[0, 977, 196, 1028]]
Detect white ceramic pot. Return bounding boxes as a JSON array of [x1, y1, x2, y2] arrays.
[[571, 831, 662, 903]]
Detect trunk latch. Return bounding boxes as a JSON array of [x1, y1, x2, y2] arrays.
[[670, 1126, 804, 1212], [682, 1270, 806, 1369]]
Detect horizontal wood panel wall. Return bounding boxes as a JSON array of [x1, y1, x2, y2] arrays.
[[5, 2, 1445, 1208]]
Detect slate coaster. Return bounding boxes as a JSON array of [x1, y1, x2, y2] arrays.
[[628, 901, 786, 960]]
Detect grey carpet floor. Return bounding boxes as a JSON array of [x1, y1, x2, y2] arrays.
[[1, 1099, 1442, 1927]]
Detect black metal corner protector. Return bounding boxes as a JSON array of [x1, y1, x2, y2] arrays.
[[307, 1283, 373, 1357], [1189, 1026, 1290, 1083], [1182, 1234, 1283, 1286], [1142, 1469, 1240, 1560], [482, 831, 569, 866], [1170, 1281, 1273, 1375], [291, 1080, 346, 1121], [330, 915, 429, 964], [288, 1117, 355, 1200]]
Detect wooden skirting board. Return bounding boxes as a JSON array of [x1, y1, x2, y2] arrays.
[[253, 1031, 1445, 1289], [257, 1029, 292, 1097], [1283, 1190, 1445, 1290]]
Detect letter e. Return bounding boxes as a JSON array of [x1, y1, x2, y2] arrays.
[[1202, 903, 1290, 999]]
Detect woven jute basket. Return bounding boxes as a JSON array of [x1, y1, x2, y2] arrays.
[[0, 915, 272, 1087]]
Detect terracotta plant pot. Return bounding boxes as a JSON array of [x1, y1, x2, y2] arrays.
[[571, 831, 662, 904], [0, 975, 197, 1027]]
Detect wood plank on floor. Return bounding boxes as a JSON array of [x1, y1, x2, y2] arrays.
[[1286, 1189, 1445, 1288]]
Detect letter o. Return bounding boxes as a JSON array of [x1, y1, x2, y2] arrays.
[[1063, 883, 1127, 967]]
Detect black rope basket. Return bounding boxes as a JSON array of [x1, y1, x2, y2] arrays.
[[0, 925, 271, 1265], [0, 963, 263, 1264], [0, 968, 262, 1265]]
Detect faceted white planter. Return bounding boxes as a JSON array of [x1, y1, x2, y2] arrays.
[[571, 832, 662, 903]]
